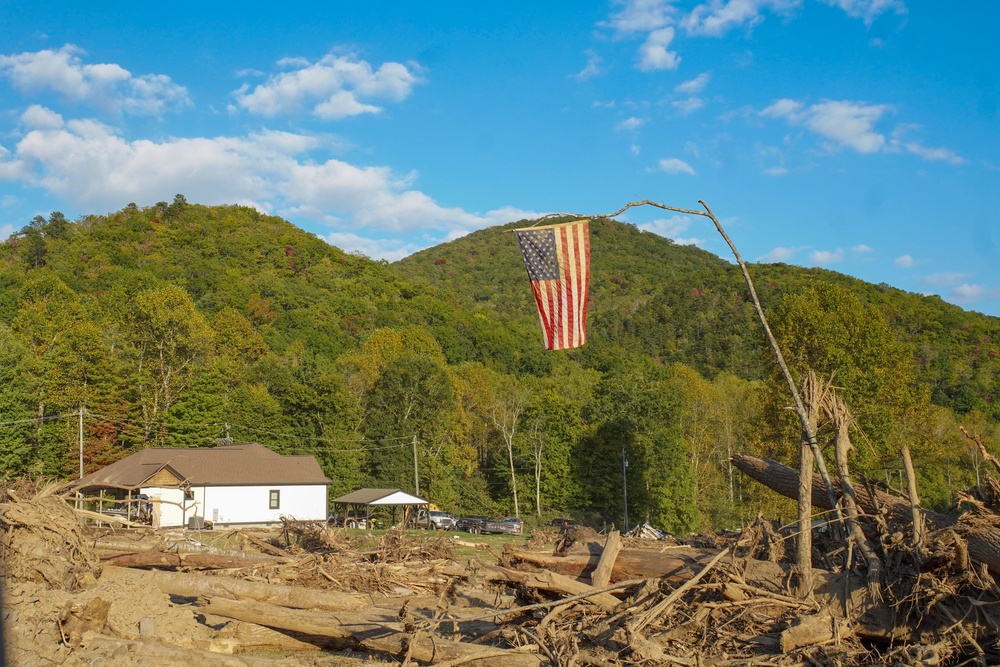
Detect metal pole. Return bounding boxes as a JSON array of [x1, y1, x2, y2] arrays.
[[622, 447, 629, 531], [413, 436, 420, 496]]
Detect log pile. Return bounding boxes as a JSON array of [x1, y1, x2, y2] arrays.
[[4, 433, 1000, 667]]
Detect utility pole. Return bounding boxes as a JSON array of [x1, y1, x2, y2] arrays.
[[621, 447, 629, 531], [78, 406, 84, 478], [413, 435, 420, 496]]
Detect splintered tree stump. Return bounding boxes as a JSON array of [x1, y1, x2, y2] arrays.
[[731, 453, 1000, 575], [590, 530, 622, 588], [59, 598, 111, 647]]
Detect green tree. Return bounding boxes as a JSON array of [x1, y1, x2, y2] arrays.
[[126, 285, 214, 442], [583, 357, 698, 534], [362, 355, 458, 498], [768, 284, 925, 473]]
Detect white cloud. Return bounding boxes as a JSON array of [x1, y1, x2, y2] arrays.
[[672, 97, 704, 116], [234, 53, 423, 119], [630, 143, 641, 156], [762, 166, 788, 176], [675, 72, 711, 94], [637, 28, 681, 70], [1, 115, 528, 238], [761, 98, 804, 119], [657, 157, 696, 175], [920, 272, 968, 288], [0, 144, 27, 180], [947, 284, 1000, 305], [21, 104, 63, 130], [810, 248, 844, 264], [604, 0, 676, 34], [572, 52, 604, 81], [758, 246, 797, 262], [639, 214, 693, 238], [819, 0, 907, 27], [894, 254, 914, 268], [325, 231, 422, 262], [0, 45, 190, 116], [762, 98, 890, 153], [851, 244, 873, 254], [682, 0, 801, 37], [616, 116, 646, 132], [904, 142, 965, 165], [807, 101, 889, 152]]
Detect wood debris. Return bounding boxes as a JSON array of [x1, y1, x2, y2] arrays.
[[3, 451, 1000, 667]]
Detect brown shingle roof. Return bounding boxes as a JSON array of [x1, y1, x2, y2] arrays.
[[72, 443, 330, 491]]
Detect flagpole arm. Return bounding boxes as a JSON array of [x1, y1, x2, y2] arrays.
[[697, 199, 842, 521], [503, 199, 710, 233]]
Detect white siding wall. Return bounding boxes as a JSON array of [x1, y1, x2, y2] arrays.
[[140, 487, 188, 528], [199, 485, 327, 525]]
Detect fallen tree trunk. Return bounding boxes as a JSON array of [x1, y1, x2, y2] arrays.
[[731, 453, 1000, 574], [197, 596, 545, 666], [484, 565, 621, 610], [101, 551, 289, 569], [102, 565, 368, 610], [507, 546, 714, 583], [93, 535, 256, 557]]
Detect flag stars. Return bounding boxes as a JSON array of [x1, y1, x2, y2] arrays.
[[516, 228, 560, 281]]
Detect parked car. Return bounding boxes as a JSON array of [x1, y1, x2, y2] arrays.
[[416, 509, 456, 530], [475, 516, 523, 535], [456, 515, 489, 533], [548, 517, 576, 530]]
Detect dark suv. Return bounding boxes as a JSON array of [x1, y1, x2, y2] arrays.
[[456, 515, 489, 532], [548, 517, 576, 529]]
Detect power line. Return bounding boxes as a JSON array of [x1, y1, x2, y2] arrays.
[[0, 412, 80, 426], [230, 423, 414, 443]]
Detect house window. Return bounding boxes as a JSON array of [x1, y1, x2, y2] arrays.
[[269, 489, 280, 510]]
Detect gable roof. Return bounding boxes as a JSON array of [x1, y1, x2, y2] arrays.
[[72, 443, 330, 491], [331, 488, 428, 506]]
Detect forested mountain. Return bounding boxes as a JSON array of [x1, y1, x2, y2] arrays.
[[398, 217, 1000, 421], [2, 202, 998, 533]]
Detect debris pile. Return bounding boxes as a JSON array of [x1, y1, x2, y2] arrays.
[[4, 454, 1000, 666]]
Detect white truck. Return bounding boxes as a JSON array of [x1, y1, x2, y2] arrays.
[[416, 509, 456, 530]]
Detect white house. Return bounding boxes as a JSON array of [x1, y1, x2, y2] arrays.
[[72, 443, 330, 528]]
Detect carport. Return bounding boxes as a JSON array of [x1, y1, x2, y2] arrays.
[[329, 488, 429, 528]]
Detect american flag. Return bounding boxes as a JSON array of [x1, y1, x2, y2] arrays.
[[514, 220, 591, 350]]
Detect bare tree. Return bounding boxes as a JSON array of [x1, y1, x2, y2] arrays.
[[491, 377, 529, 517]]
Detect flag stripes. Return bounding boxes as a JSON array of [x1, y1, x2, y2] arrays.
[[515, 220, 591, 350]]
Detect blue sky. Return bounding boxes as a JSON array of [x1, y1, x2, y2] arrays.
[[1, 1, 998, 315]]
